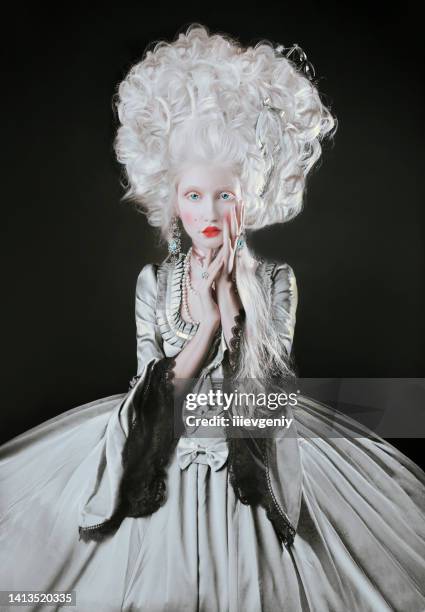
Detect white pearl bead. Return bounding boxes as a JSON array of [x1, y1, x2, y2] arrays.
[[182, 247, 199, 325]]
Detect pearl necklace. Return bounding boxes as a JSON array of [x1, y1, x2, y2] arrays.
[[185, 247, 199, 296], [182, 247, 200, 325]]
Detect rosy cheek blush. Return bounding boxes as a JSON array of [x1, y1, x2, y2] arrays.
[[182, 211, 195, 225]]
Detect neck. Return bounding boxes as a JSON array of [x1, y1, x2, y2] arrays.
[[191, 244, 216, 267]]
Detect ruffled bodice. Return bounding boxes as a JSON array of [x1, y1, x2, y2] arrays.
[[136, 252, 298, 377]]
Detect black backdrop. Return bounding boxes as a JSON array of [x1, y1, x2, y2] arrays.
[[1, 2, 424, 467]]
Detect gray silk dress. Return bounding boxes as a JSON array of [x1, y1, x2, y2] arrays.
[[1, 253, 425, 612]]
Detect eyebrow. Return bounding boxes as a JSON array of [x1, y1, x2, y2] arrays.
[[182, 185, 236, 192]]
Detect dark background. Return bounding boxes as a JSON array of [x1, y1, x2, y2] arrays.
[[1, 3, 424, 466]]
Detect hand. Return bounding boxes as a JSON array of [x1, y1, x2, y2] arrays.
[[195, 248, 225, 331], [216, 200, 245, 294]]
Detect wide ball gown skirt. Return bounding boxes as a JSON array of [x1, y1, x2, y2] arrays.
[[0, 391, 424, 612]]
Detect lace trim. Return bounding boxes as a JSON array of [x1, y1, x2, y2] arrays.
[[146, 356, 176, 402], [79, 356, 177, 543], [127, 356, 176, 432], [225, 433, 296, 548], [226, 308, 246, 373], [78, 512, 125, 543], [128, 374, 141, 390], [260, 439, 296, 548]]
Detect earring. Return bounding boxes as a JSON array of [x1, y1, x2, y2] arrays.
[[168, 215, 181, 262]]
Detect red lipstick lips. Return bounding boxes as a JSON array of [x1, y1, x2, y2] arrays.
[[202, 226, 221, 238]]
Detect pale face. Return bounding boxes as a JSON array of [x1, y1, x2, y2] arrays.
[[175, 163, 242, 253]]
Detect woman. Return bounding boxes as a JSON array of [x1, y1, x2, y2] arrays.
[[1, 24, 424, 612]]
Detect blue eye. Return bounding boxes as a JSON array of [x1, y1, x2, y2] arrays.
[[187, 193, 200, 201], [220, 192, 234, 201]]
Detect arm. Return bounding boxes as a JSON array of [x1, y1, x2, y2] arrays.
[[271, 263, 298, 357], [172, 249, 225, 383], [136, 261, 221, 392], [172, 320, 220, 380], [78, 263, 172, 540], [79, 260, 221, 542], [214, 200, 245, 350], [131, 264, 177, 395], [135, 264, 165, 374]]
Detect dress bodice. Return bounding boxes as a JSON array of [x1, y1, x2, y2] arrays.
[[135, 251, 298, 379], [134, 251, 298, 440]]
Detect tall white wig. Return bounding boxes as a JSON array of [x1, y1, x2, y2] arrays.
[[113, 24, 336, 239]]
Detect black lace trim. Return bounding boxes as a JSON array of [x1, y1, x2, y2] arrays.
[[222, 309, 296, 548], [225, 433, 296, 548], [78, 511, 126, 543], [79, 356, 178, 543], [263, 487, 296, 548], [260, 439, 296, 548], [226, 436, 267, 507], [128, 374, 141, 390], [226, 308, 246, 373]]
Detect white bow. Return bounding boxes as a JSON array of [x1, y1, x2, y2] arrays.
[[176, 438, 229, 472]]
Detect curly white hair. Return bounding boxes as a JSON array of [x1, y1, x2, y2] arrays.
[[113, 24, 336, 238]]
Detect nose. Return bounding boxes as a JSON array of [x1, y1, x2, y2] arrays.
[[201, 195, 219, 223]]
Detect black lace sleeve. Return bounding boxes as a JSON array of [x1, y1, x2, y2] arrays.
[[121, 355, 179, 512], [78, 355, 179, 543], [225, 308, 246, 374]]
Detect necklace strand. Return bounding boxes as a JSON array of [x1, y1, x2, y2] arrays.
[[182, 247, 200, 325]]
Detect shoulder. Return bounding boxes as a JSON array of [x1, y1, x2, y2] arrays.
[[257, 257, 298, 312], [272, 262, 297, 297], [135, 262, 162, 309], [136, 263, 159, 291], [257, 257, 297, 290], [270, 260, 296, 282], [135, 254, 178, 301]]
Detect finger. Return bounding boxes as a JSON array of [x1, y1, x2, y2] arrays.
[[241, 200, 245, 229], [205, 248, 213, 267], [208, 243, 224, 265], [222, 219, 230, 266], [230, 209, 239, 273], [234, 201, 240, 234], [228, 235, 234, 275], [237, 200, 243, 233], [206, 245, 224, 273], [229, 238, 236, 275], [206, 254, 225, 288], [223, 216, 229, 242], [223, 216, 234, 274], [230, 206, 237, 242], [208, 258, 225, 286]]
